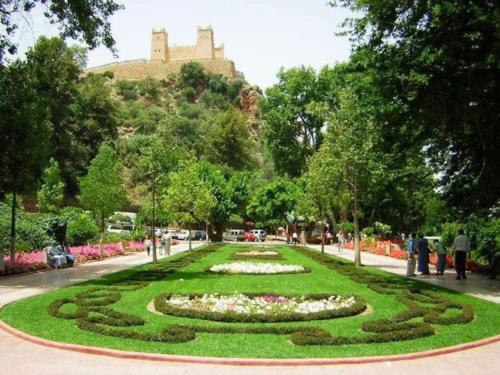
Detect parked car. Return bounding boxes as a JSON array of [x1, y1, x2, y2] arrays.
[[192, 230, 207, 240], [244, 232, 257, 242], [164, 229, 179, 239], [223, 229, 245, 242], [250, 229, 267, 242], [177, 230, 190, 240]]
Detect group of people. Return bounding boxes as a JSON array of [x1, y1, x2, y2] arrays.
[[144, 232, 172, 257], [406, 229, 471, 280], [46, 242, 76, 269]]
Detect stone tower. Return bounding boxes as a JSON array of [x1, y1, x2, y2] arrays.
[[151, 28, 168, 61], [196, 26, 214, 59]]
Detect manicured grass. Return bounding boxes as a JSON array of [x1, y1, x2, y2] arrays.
[[1, 244, 499, 358]]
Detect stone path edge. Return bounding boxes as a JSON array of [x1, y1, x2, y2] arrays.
[[1, 319, 498, 367]]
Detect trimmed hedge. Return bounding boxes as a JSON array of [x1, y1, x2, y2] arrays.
[[205, 264, 312, 275], [154, 292, 366, 323], [288, 247, 474, 346], [47, 244, 222, 343]]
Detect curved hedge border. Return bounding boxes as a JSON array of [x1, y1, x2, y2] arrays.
[[154, 292, 366, 323], [288, 247, 475, 346], [47, 244, 222, 343]]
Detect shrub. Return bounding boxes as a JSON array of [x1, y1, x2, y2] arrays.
[[103, 232, 131, 243], [67, 213, 99, 245], [115, 80, 138, 100], [441, 222, 463, 247]]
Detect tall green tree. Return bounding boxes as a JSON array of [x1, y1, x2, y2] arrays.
[[0, 60, 51, 264], [261, 66, 333, 177], [0, 0, 123, 63], [79, 143, 125, 254], [334, 0, 500, 216], [247, 178, 299, 235], [163, 160, 217, 250], [318, 90, 386, 266], [38, 158, 65, 213]]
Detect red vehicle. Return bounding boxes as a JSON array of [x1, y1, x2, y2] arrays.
[[244, 232, 257, 242]]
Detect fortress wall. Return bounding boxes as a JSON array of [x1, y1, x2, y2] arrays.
[[168, 46, 197, 61], [214, 46, 224, 59], [85, 59, 237, 80]]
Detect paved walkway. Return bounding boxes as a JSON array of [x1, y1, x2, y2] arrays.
[[0, 241, 498, 375], [307, 244, 500, 303]]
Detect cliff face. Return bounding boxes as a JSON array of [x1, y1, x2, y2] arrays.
[[240, 85, 262, 138]]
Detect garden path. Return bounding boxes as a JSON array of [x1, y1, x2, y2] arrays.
[[0, 242, 202, 307], [0, 241, 498, 375], [306, 244, 500, 304]]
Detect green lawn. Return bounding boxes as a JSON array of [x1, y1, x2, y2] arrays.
[[1, 244, 499, 358]]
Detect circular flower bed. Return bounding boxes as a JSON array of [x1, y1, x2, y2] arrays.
[[154, 292, 366, 322], [208, 261, 308, 274]]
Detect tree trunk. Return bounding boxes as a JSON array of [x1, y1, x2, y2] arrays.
[[151, 183, 157, 263], [0, 247, 5, 272], [353, 195, 361, 267], [99, 217, 105, 256], [9, 191, 17, 264], [205, 223, 209, 244], [188, 228, 192, 251], [321, 221, 325, 254]]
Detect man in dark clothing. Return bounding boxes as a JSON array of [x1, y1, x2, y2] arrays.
[[417, 233, 430, 275], [452, 229, 471, 280]]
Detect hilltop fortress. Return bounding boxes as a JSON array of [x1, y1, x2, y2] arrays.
[[86, 26, 242, 80]]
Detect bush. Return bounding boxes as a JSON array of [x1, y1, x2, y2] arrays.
[[115, 80, 138, 100], [67, 213, 99, 245], [103, 232, 131, 243], [441, 222, 462, 247]]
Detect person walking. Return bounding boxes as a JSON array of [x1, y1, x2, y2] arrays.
[[452, 229, 470, 280], [144, 236, 152, 256], [336, 231, 345, 253], [434, 239, 447, 275], [417, 233, 430, 275], [292, 231, 298, 245], [406, 233, 417, 277]]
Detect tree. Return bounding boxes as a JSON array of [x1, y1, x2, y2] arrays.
[[0, 0, 123, 63], [38, 158, 65, 213], [79, 143, 125, 254], [261, 66, 332, 177], [318, 90, 386, 266], [178, 62, 207, 92], [162, 160, 217, 250], [334, 0, 500, 216], [134, 126, 182, 262], [247, 178, 299, 235], [0, 60, 51, 265], [202, 108, 255, 172]]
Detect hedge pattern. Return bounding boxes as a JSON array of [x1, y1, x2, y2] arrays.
[[290, 247, 475, 346], [47, 244, 222, 343], [154, 292, 366, 323], [45, 244, 475, 347], [230, 249, 284, 260]]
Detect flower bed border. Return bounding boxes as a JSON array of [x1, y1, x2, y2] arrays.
[[230, 250, 284, 260], [154, 292, 366, 323]]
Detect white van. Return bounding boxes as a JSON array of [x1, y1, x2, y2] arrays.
[[250, 229, 267, 242], [223, 229, 245, 242]]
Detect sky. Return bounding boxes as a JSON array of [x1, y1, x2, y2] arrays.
[[13, 0, 354, 89]]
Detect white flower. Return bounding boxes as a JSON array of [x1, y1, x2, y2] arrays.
[[164, 293, 357, 317], [209, 262, 304, 274]]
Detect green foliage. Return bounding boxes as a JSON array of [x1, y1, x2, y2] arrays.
[[116, 80, 138, 101], [137, 78, 161, 101], [202, 108, 255, 172], [441, 223, 463, 248], [334, 0, 500, 215], [0, 0, 122, 63], [79, 143, 126, 237], [178, 62, 207, 92], [67, 212, 98, 245], [261, 66, 334, 177], [38, 158, 65, 213], [374, 221, 391, 238], [162, 160, 217, 227], [103, 232, 131, 244], [338, 222, 355, 233], [207, 74, 228, 94], [247, 178, 299, 229]]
